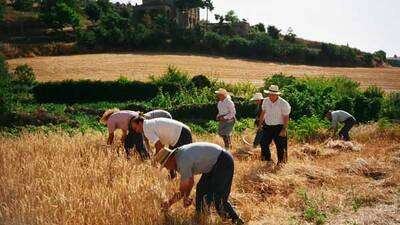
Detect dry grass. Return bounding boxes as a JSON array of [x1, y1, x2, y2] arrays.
[[0, 124, 399, 225], [6, 53, 400, 90]]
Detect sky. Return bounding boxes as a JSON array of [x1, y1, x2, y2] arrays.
[[115, 0, 400, 56]]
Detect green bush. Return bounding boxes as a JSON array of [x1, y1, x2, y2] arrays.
[[226, 36, 251, 56], [40, 2, 81, 32], [381, 92, 400, 121], [202, 32, 227, 51], [13, 0, 34, 11], [150, 66, 192, 90], [191, 75, 212, 88], [33, 80, 159, 103], [11, 64, 36, 85], [290, 116, 330, 142], [0, 56, 12, 116], [85, 1, 101, 23]]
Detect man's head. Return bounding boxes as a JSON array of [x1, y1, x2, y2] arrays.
[[250, 92, 264, 105], [154, 147, 177, 171], [215, 88, 230, 101], [264, 85, 281, 102], [325, 110, 333, 120], [130, 116, 145, 133]]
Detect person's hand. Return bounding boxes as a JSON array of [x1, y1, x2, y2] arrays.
[[161, 201, 171, 211], [279, 128, 287, 137], [183, 198, 193, 208]]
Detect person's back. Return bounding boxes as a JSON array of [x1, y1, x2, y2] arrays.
[[174, 143, 223, 179], [145, 110, 172, 119], [144, 118, 190, 146], [107, 110, 138, 133], [332, 110, 354, 123]]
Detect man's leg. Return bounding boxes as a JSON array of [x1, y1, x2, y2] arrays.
[[210, 152, 241, 223], [133, 133, 149, 160], [124, 132, 135, 159], [341, 118, 355, 141], [273, 125, 286, 164], [260, 126, 274, 161], [195, 173, 211, 215], [253, 129, 263, 148]]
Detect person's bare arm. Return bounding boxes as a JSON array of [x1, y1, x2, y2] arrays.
[[120, 130, 127, 145], [107, 132, 114, 145], [279, 115, 289, 137], [162, 177, 194, 209], [155, 141, 164, 154]]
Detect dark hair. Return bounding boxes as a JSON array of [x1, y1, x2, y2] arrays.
[[130, 115, 145, 125]]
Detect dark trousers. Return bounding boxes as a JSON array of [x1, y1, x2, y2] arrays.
[[339, 117, 356, 141], [170, 126, 193, 149], [253, 129, 263, 147], [196, 151, 240, 222], [260, 125, 287, 163], [124, 131, 149, 160]]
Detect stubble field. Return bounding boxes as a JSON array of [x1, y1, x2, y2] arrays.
[[7, 53, 400, 91]]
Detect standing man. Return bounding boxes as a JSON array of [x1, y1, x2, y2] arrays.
[[215, 88, 236, 150], [250, 92, 264, 148], [325, 110, 357, 141], [258, 85, 291, 165], [157, 142, 244, 225]]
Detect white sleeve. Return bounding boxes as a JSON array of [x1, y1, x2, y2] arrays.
[[282, 102, 291, 115], [144, 126, 159, 145]]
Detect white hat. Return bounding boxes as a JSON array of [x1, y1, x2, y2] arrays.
[[215, 88, 232, 97], [250, 93, 264, 101], [264, 85, 282, 95]]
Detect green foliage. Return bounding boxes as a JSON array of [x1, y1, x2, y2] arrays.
[[373, 50, 386, 62], [381, 92, 400, 121], [191, 75, 211, 88], [267, 25, 281, 39], [13, 0, 34, 11], [297, 189, 327, 225], [77, 30, 97, 48], [226, 36, 251, 56], [352, 198, 363, 212], [264, 73, 296, 88], [252, 23, 266, 33], [284, 27, 296, 43], [40, 2, 81, 32], [0, 0, 5, 22], [150, 66, 192, 90], [175, 0, 213, 10], [85, 1, 101, 22], [202, 32, 227, 51], [0, 57, 12, 116], [11, 64, 36, 85], [290, 116, 329, 142]]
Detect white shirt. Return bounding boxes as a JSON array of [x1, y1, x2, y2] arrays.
[[217, 97, 236, 120], [331, 110, 355, 129], [262, 97, 291, 125], [143, 118, 190, 146]]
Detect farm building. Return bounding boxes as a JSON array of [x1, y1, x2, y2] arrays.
[[134, 0, 200, 29]]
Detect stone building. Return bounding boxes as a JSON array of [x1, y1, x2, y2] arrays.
[[134, 0, 200, 29]]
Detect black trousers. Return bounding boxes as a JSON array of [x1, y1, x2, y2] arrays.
[[124, 131, 149, 160], [260, 125, 287, 163], [196, 151, 240, 222], [339, 117, 356, 141], [170, 126, 193, 149]]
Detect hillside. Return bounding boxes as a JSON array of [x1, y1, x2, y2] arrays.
[[7, 53, 400, 91]]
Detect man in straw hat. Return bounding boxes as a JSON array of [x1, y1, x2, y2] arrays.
[[250, 92, 265, 148], [215, 88, 236, 150], [157, 143, 244, 224], [258, 85, 291, 165]]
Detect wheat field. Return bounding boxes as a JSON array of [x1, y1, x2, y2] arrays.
[[7, 53, 400, 91], [1, 125, 399, 225]]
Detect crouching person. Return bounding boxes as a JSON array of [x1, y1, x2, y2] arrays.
[[158, 143, 244, 225]]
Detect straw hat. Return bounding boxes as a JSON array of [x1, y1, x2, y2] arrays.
[[154, 147, 177, 168], [215, 88, 233, 97], [264, 85, 282, 95], [99, 108, 120, 125], [250, 92, 264, 101]]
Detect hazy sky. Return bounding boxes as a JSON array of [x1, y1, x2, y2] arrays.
[[116, 0, 400, 56]]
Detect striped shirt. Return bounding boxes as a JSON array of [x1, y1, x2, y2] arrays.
[[262, 97, 291, 125], [217, 97, 236, 120]]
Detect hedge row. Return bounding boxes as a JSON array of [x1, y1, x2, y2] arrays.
[[32, 80, 181, 103]]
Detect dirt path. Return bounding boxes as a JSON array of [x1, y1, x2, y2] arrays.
[[7, 53, 400, 90]]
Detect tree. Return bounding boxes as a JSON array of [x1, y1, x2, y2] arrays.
[[373, 50, 387, 62], [0, 0, 5, 22], [175, 0, 214, 11], [224, 10, 239, 24], [284, 27, 296, 43], [267, 25, 281, 39], [252, 23, 266, 33], [85, 1, 101, 23], [40, 2, 80, 32], [13, 0, 34, 11]]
